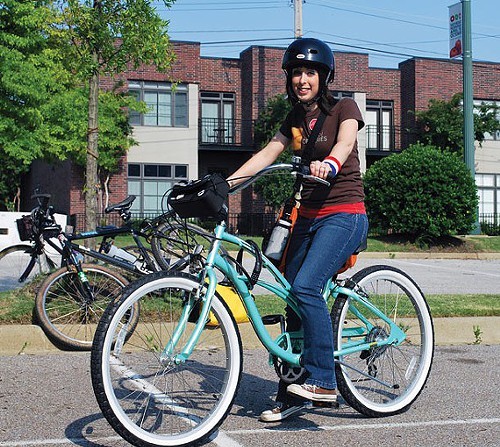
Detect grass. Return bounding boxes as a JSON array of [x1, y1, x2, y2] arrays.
[[1, 281, 499, 325], [2, 233, 500, 325], [253, 294, 500, 318], [114, 233, 500, 253]]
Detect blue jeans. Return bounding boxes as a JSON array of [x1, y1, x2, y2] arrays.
[[276, 212, 368, 402]]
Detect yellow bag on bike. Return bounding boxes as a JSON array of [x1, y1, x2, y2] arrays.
[[189, 284, 250, 326]]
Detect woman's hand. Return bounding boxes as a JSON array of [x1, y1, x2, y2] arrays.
[[309, 159, 333, 180]]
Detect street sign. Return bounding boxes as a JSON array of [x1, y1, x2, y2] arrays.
[[449, 2, 463, 58]]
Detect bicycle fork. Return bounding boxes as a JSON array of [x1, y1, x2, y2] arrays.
[[59, 235, 95, 307]]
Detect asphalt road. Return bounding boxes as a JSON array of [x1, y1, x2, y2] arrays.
[[2, 253, 500, 295], [1, 345, 499, 447], [248, 257, 500, 296]]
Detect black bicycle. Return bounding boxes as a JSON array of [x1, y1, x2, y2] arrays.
[[0, 193, 215, 349]]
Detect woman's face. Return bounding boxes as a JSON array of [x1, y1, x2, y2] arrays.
[[291, 66, 320, 103]]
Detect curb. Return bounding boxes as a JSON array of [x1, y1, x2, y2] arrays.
[[358, 251, 500, 260], [1, 316, 499, 356]]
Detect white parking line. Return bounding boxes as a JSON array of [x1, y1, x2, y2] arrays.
[[1, 419, 498, 447], [225, 417, 500, 435]]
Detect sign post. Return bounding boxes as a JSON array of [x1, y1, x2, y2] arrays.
[[450, 1, 479, 233]]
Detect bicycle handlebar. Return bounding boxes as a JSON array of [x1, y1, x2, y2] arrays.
[[228, 159, 333, 195]]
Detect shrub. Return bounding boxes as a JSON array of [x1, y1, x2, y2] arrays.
[[364, 144, 478, 242]]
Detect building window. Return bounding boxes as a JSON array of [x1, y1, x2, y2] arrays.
[[331, 91, 354, 100], [476, 173, 500, 218], [200, 91, 235, 144], [128, 81, 188, 127], [128, 163, 188, 215], [366, 100, 394, 151]]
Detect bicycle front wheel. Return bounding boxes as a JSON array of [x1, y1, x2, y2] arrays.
[[331, 265, 434, 417], [35, 264, 130, 350], [0, 245, 54, 290], [91, 271, 242, 447]]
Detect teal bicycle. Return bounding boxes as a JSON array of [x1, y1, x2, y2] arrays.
[[91, 162, 434, 447]]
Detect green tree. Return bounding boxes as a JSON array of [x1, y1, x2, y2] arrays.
[[0, 0, 143, 211], [364, 144, 478, 243], [253, 94, 294, 210], [57, 0, 176, 230], [0, 0, 70, 209], [415, 93, 500, 154]]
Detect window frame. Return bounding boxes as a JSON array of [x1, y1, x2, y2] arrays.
[[127, 163, 189, 215], [128, 81, 189, 128]]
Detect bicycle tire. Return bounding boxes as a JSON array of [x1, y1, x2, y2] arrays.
[[150, 221, 213, 272], [35, 263, 134, 350], [331, 265, 434, 417], [0, 244, 56, 290], [91, 271, 242, 447]]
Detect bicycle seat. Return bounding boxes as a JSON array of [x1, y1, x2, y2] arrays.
[[354, 237, 368, 255], [31, 193, 51, 200], [336, 235, 368, 275], [105, 196, 136, 214]]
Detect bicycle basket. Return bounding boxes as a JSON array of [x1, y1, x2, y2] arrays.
[[168, 173, 230, 219], [16, 215, 34, 241]]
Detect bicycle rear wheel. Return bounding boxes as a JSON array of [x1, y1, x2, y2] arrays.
[[331, 265, 434, 417], [35, 264, 132, 350], [150, 222, 213, 272], [91, 271, 242, 447]]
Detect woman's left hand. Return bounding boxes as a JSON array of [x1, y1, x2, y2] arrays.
[[309, 160, 332, 180]]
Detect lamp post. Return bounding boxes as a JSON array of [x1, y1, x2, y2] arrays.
[[461, 0, 481, 234], [462, 0, 474, 176]]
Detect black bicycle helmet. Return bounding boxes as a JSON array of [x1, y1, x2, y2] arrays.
[[282, 37, 335, 82], [282, 38, 335, 105]]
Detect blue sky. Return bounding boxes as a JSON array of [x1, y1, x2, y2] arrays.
[[155, 0, 500, 69]]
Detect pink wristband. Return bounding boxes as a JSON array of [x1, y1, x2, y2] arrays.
[[324, 156, 342, 177]]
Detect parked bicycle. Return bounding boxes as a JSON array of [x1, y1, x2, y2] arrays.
[[0, 192, 213, 350], [90, 161, 434, 447]]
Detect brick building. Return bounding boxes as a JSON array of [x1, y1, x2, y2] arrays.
[[26, 40, 500, 231]]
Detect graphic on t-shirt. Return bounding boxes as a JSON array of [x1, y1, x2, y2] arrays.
[[291, 127, 303, 151]]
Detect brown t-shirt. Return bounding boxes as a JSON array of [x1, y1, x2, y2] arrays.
[[279, 98, 365, 210]]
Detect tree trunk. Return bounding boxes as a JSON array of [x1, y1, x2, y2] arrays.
[[85, 56, 100, 241]]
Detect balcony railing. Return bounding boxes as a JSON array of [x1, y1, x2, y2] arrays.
[[199, 117, 254, 147], [365, 124, 397, 152]]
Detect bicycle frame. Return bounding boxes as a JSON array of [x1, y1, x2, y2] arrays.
[[63, 225, 156, 275], [166, 219, 407, 368]]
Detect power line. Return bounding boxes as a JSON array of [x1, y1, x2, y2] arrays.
[[157, 0, 499, 65], [308, 0, 500, 41], [313, 31, 444, 58], [172, 29, 290, 35]]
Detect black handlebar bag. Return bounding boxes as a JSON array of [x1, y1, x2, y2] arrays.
[[168, 173, 230, 219]]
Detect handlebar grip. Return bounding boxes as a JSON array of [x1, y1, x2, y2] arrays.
[[298, 165, 336, 183]]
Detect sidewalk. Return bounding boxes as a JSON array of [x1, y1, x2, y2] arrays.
[[1, 316, 499, 356]]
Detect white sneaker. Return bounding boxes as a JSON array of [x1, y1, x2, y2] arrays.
[[287, 383, 337, 403], [258, 403, 305, 422]]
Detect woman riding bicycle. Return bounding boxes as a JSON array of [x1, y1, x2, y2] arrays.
[[228, 37, 369, 422]]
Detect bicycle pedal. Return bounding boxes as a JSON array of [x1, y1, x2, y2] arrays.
[[262, 314, 285, 326], [312, 401, 339, 409]]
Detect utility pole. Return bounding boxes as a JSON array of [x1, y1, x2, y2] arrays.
[[293, 0, 303, 38], [461, 0, 480, 234], [462, 0, 474, 176]]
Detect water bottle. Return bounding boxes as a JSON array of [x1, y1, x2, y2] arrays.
[[105, 244, 137, 264], [264, 219, 292, 261]]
